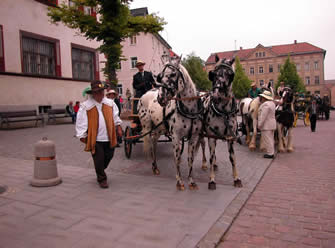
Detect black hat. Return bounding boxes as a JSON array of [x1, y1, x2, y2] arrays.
[[86, 81, 106, 94]]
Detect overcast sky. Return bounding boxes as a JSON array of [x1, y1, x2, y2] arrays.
[[130, 0, 335, 79]]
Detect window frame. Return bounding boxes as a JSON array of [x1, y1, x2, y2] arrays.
[[0, 25, 5, 72], [20, 30, 61, 77], [131, 57, 138, 69], [305, 76, 310, 85], [250, 67, 254, 75], [71, 43, 99, 81], [314, 61, 319, 70], [269, 64, 273, 73], [315, 75, 320, 85], [305, 62, 310, 71], [259, 66, 264, 74], [130, 35, 137, 45]]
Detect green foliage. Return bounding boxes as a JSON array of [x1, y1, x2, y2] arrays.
[[276, 55, 305, 93], [48, 0, 165, 84], [232, 56, 252, 99], [181, 52, 211, 91]]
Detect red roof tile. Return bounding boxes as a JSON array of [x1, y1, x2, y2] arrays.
[[206, 42, 325, 64]]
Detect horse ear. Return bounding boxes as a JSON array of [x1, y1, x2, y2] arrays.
[[208, 71, 215, 82], [215, 54, 220, 63], [230, 57, 235, 65]]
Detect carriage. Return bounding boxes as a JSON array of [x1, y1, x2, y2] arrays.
[[122, 97, 179, 158], [293, 93, 311, 127]]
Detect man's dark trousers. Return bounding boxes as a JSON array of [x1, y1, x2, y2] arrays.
[[92, 142, 115, 182], [310, 114, 317, 132]]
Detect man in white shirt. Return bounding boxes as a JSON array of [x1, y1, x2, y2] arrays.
[[76, 81, 122, 188]]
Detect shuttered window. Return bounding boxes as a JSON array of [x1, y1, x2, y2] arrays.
[[22, 36, 56, 76], [72, 47, 95, 81]]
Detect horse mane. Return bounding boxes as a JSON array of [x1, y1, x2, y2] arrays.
[[178, 63, 197, 93]]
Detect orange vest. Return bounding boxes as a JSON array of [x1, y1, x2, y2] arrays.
[[85, 104, 117, 154]]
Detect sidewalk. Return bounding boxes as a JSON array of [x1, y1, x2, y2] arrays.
[[218, 114, 335, 247], [0, 120, 272, 247]]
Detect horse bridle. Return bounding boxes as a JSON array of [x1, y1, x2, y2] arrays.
[[211, 63, 235, 93], [156, 64, 185, 96]]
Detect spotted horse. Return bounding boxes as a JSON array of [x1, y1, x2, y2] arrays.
[[201, 55, 242, 190], [147, 56, 204, 190]]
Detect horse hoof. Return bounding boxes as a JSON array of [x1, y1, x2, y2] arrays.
[[287, 148, 294, 153], [152, 167, 160, 175], [214, 164, 218, 171], [189, 182, 198, 190], [176, 182, 185, 191], [201, 165, 208, 171], [234, 179, 243, 188], [208, 181, 216, 190]]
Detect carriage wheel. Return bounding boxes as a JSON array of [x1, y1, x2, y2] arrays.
[[304, 112, 310, 126], [124, 126, 133, 159], [293, 112, 298, 127]]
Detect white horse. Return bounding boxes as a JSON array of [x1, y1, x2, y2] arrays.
[[152, 56, 204, 190], [202, 56, 243, 189]]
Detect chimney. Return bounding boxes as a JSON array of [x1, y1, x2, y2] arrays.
[[294, 40, 297, 44], [240, 46, 243, 50]]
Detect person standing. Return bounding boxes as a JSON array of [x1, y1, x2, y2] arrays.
[[132, 60, 155, 113], [248, 82, 261, 99], [258, 90, 276, 159], [65, 101, 76, 123], [308, 99, 318, 132], [277, 81, 285, 97], [76, 81, 123, 188], [106, 89, 121, 116], [73, 101, 80, 119]]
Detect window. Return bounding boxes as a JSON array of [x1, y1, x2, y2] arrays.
[[314, 61, 319, 70], [263, 52, 265, 57], [72, 47, 95, 80], [259, 66, 263, 74], [277, 64, 281, 72], [315, 91, 320, 95], [269, 64, 273, 73], [296, 63, 300, 71], [250, 67, 254, 75], [22, 35, 57, 76], [117, 61, 121, 70], [0, 25, 4, 72], [305, 76, 310, 85], [259, 80, 264, 87], [255, 53, 258, 58], [269, 79, 274, 87], [315, 76, 320, 85], [83, 6, 92, 15], [130, 35, 137, 45], [117, 84, 123, 95], [306, 62, 310, 70], [131, 57, 137, 68]]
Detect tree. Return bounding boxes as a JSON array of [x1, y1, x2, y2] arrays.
[[181, 52, 211, 91], [276, 55, 305, 92], [232, 56, 252, 99], [48, 0, 165, 85]]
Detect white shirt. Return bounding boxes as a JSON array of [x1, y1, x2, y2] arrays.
[[76, 97, 122, 141]]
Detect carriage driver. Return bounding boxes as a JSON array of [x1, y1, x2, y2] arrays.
[[76, 81, 123, 189], [258, 90, 276, 159], [132, 60, 155, 114], [248, 82, 261, 98]]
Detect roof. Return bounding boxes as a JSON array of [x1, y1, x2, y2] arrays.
[[325, 80, 335, 85], [206, 42, 326, 64]]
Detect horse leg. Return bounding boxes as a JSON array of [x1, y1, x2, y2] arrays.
[[196, 136, 208, 171], [172, 137, 184, 190], [188, 138, 199, 190], [287, 127, 294, 152], [228, 141, 242, 187], [151, 132, 160, 175], [244, 116, 251, 145], [208, 138, 217, 190], [277, 123, 285, 153], [249, 118, 257, 151]]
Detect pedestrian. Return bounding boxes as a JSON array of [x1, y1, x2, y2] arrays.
[[65, 101, 76, 123], [248, 82, 261, 99], [258, 90, 276, 159], [76, 81, 123, 188], [307, 98, 318, 132], [277, 81, 285, 97], [106, 89, 121, 116], [132, 60, 155, 113], [73, 101, 80, 118]]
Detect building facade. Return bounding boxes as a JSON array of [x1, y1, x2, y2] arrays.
[[205, 41, 328, 98], [0, 0, 104, 110], [116, 8, 172, 98], [0, 2, 171, 111]]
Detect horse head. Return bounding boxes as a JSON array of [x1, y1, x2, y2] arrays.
[[208, 56, 235, 102], [156, 56, 185, 107], [281, 87, 294, 104]]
